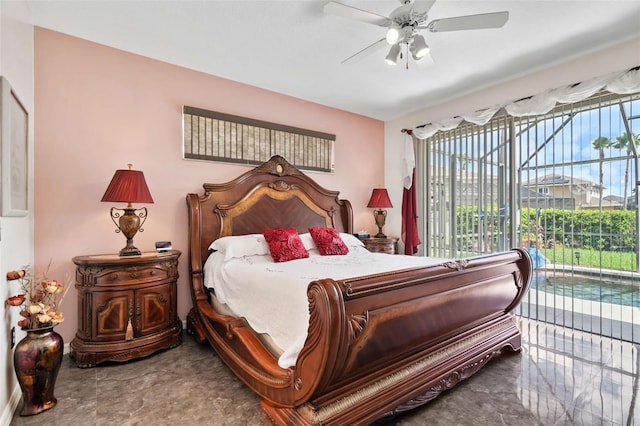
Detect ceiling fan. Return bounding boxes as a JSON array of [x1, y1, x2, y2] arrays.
[[323, 0, 509, 68]]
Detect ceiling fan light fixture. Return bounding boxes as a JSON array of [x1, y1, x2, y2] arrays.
[[323, 1, 510, 67], [385, 27, 399, 44], [409, 42, 420, 61], [384, 44, 401, 65], [411, 34, 429, 59]]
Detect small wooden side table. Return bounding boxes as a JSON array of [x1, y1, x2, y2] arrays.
[[362, 237, 398, 254], [70, 250, 182, 367]]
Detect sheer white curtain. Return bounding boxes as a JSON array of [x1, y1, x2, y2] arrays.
[[410, 67, 640, 140], [401, 66, 640, 185]]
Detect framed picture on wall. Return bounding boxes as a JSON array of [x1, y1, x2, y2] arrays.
[[1, 76, 29, 217]]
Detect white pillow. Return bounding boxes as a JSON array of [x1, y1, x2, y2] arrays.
[[209, 231, 362, 260], [299, 233, 317, 251], [340, 233, 365, 248], [209, 234, 270, 260]]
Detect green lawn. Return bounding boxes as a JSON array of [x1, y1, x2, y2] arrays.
[[540, 247, 638, 272]]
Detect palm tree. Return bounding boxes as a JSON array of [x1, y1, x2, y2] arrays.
[[591, 136, 611, 211], [613, 132, 639, 210]]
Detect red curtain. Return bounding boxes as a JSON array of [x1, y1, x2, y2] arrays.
[[401, 168, 421, 255]]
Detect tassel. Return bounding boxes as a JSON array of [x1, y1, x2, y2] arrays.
[[125, 319, 134, 340]]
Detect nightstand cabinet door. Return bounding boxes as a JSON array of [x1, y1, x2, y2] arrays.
[[92, 290, 133, 341], [70, 250, 182, 367], [137, 283, 172, 337]]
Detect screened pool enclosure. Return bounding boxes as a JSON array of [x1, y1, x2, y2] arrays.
[[416, 89, 639, 344]]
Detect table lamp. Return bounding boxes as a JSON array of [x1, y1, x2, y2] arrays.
[[101, 164, 154, 256], [367, 188, 393, 238]]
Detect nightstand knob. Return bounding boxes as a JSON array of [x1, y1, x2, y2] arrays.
[[110, 274, 118, 281], [150, 270, 156, 276], [129, 272, 138, 278]]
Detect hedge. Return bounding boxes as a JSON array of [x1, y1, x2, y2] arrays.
[[521, 208, 636, 251], [453, 206, 637, 252]]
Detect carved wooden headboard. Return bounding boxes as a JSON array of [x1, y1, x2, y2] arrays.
[[187, 155, 353, 271]]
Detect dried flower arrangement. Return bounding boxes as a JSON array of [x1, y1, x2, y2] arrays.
[[5, 266, 68, 330]]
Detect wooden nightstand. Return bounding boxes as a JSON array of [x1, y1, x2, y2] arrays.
[[70, 250, 182, 367], [362, 237, 398, 254]]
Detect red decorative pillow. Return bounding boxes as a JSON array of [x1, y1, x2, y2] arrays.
[[263, 228, 310, 262], [308, 227, 349, 256]]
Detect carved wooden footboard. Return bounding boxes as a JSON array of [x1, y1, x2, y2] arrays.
[[261, 249, 531, 425], [186, 155, 532, 425]]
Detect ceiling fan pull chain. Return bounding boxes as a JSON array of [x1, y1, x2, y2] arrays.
[[405, 44, 409, 70]]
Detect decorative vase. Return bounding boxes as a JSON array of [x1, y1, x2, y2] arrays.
[[13, 325, 64, 416]]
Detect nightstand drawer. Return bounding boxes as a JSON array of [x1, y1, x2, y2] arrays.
[[95, 266, 167, 286]]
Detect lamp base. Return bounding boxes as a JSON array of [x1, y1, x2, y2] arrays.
[[119, 239, 141, 257], [119, 247, 141, 257], [373, 209, 387, 239], [111, 206, 147, 257], [120, 247, 142, 257]]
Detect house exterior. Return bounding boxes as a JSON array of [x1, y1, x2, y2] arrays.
[[522, 174, 623, 210]]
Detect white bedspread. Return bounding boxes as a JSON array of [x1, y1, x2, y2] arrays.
[[204, 245, 448, 368]]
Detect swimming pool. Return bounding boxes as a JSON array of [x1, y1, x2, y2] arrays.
[[532, 273, 639, 308]]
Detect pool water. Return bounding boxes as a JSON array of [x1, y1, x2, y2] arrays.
[[532, 273, 640, 308]]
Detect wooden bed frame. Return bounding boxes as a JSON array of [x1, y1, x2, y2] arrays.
[[186, 155, 532, 425]]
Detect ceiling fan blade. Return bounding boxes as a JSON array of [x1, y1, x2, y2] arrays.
[[426, 11, 509, 32], [324, 1, 392, 27], [341, 38, 387, 64], [411, 0, 436, 15]]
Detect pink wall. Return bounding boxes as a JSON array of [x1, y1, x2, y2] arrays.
[[34, 28, 384, 344]]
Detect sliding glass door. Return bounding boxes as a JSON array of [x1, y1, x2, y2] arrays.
[[417, 91, 639, 343]]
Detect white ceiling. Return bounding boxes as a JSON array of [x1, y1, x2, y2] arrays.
[[25, 0, 640, 121]]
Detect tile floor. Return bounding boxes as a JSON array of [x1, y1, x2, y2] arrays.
[[10, 318, 639, 425]]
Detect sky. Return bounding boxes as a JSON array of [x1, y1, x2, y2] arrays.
[[520, 97, 638, 199]]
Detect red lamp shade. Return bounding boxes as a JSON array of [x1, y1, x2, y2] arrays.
[[367, 188, 393, 209], [101, 167, 154, 204]]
